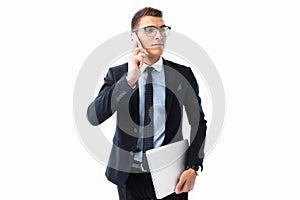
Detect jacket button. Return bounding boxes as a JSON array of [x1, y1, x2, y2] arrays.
[[133, 128, 138, 133], [129, 151, 134, 156]]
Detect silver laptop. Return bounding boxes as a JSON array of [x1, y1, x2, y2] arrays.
[[146, 139, 189, 199]]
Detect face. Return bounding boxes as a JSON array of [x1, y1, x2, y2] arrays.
[[134, 16, 167, 58]]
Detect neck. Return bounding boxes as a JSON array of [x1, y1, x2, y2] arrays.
[[143, 55, 161, 65]]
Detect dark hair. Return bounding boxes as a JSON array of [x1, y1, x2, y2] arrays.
[[131, 7, 163, 30]]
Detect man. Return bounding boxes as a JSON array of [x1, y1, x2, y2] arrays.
[[87, 7, 207, 200]]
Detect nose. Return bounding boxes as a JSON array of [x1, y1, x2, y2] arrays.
[[154, 29, 163, 40]]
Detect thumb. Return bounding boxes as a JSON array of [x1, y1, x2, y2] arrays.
[[175, 177, 185, 194]]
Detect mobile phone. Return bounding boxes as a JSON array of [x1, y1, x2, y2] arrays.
[[132, 32, 144, 49]]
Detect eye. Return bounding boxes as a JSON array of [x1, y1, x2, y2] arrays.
[[145, 27, 156, 33], [160, 27, 166, 33]]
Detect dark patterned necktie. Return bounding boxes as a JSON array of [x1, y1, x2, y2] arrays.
[[142, 67, 154, 170]]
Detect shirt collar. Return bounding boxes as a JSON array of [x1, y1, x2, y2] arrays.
[[140, 57, 163, 73]]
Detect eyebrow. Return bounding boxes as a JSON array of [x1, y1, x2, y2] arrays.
[[144, 25, 166, 28]]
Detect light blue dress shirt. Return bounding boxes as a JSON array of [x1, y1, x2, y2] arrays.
[[134, 57, 166, 162]]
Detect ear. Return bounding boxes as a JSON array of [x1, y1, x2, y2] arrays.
[[130, 32, 133, 41]]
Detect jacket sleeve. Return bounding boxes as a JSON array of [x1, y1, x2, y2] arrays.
[[86, 67, 135, 126], [184, 68, 207, 171]]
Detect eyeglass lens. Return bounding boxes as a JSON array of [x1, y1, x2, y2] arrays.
[[144, 26, 170, 37]]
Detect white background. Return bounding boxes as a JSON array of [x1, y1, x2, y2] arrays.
[[1, 0, 299, 199]]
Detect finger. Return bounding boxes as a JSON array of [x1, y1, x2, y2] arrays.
[[136, 52, 146, 58], [132, 48, 149, 56], [135, 52, 146, 64], [181, 183, 191, 193], [142, 48, 149, 55], [175, 179, 185, 194], [184, 179, 195, 192], [138, 60, 143, 68], [131, 43, 141, 55], [132, 41, 139, 50]]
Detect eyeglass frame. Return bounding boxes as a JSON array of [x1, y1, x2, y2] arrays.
[[132, 25, 172, 37]]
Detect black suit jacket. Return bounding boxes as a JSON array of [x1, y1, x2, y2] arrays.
[[87, 58, 207, 185]]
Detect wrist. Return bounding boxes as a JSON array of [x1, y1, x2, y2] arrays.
[[126, 76, 137, 88], [186, 165, 199, 174]]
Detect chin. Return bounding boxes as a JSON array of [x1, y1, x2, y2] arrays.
[[147, 48, 164, 57]]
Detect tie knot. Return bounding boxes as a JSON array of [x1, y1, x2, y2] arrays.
[[146, 66, 153, 74], [146, 67, 153, 84]]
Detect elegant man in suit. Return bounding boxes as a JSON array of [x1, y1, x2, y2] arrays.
[[87, 7, 207, 200]]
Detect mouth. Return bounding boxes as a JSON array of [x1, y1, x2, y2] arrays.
[[151, 44, 164, 48]]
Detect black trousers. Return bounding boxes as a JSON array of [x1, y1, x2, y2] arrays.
[[117, 172, 188, 200]]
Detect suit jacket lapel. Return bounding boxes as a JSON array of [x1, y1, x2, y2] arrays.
[[163, 59, 176, 120], [130, 86, 140, 126]]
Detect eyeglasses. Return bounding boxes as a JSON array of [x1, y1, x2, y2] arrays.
[[132, 25, 171, 37]]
